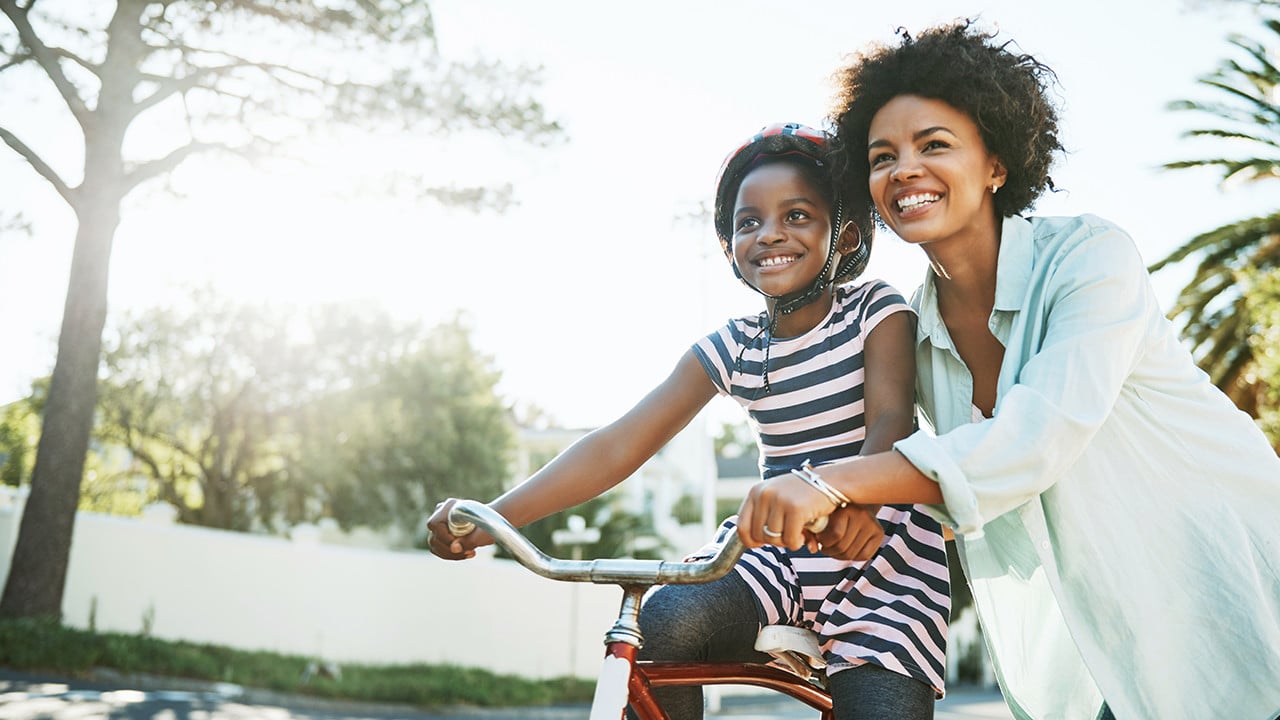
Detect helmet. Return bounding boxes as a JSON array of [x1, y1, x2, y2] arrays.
[[713, 123, 830, 246], [712, 122, 871, 315]]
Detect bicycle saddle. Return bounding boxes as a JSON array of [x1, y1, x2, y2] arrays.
[[754, 625, 827, 682]]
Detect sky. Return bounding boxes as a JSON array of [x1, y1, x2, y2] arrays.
[[1, 0, 1276, 430]]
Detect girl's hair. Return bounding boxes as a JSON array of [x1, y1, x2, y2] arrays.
[[828, 20, 1064, 220]]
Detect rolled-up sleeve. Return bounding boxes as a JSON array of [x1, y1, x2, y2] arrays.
[[895, 427, 984, 532]]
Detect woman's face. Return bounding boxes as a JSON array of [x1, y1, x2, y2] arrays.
[[866, 94, 1006, 249]]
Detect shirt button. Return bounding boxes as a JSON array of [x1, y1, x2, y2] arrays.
[[1040, 541, 1050, 550]]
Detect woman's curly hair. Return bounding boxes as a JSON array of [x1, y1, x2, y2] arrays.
[[828, 20, 1063, 220]]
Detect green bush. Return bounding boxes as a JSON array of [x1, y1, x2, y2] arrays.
[[0, 618, 594, 708]]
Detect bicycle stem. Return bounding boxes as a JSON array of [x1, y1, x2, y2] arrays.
[[604, 586, 647, 648]]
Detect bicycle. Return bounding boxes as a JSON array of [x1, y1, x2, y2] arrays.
[[447, 499, 835, 720]]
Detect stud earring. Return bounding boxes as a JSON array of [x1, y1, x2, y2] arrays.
[[990, 184, 998, 194]]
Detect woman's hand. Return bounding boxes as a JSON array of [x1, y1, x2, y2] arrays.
[[814, 505, 885, 561], [737, 474, 839, 550], [425, 498, 495, 560]]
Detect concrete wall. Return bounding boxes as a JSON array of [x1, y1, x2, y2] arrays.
[[0, 489, 619, 679], [0, 488, 991, 686]]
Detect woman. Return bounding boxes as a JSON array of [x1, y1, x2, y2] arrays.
[[737, 21, 1280, 720]]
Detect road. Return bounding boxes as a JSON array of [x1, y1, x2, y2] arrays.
[[0, 671, 1012, 719]]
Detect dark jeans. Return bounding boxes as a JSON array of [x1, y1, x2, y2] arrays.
[[632, 571, 935, 720]]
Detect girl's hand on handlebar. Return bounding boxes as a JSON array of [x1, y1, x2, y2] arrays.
[[814, 505, 884, 561], [737, 473, 841, 551], [426, 498, 495, 560]]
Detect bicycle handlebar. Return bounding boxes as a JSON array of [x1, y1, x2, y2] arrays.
[[445, 500, 745, 586]]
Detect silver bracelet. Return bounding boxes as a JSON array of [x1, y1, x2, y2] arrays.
[[789, 460, 851, 508]]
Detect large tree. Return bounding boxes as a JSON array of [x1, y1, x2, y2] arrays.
[[1150, 15, 1280, 414], [0, 0, 559, 619], [94, 292, 317, 531], [0, 390, 41, 489], [94, 294, 514, 536], [293, 313, 514, 540]]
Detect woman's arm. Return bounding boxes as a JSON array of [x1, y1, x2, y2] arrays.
[[739, 451, 943, 551], [742, 308, 934, 552], [741, 219, 1158, 542], [427, 349, 717, 559]]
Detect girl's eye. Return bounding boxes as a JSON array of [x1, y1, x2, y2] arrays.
[[734, 217, 759, 233], [787, 209, 809, 222]]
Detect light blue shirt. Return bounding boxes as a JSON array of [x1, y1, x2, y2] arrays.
[[894, 214, 1280, 720]]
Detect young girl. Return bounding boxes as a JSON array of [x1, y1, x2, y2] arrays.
[[738, 23, 1280, 720], [427, 123, 948, 719]]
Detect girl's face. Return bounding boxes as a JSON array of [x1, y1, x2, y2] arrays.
[[866, 95, 1006, 248], [730, 161, 835, 299]]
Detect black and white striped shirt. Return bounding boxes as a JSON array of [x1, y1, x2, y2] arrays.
[[693, 280, 950, 693]]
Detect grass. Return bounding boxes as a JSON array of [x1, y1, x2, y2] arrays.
[[0, 617, 595, 709]]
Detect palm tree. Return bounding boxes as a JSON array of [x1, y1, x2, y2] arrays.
[[1151, 16, 1280, 415]]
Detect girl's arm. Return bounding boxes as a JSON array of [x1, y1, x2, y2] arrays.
[[857, 309, 917, 455], [808, 309, 917, 558], [427, 349, 717, 559]]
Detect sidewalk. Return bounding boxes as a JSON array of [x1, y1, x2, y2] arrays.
[[429, 685, 1012, 719], [704, 685, 1012, 719], [0, 669, 1012, 720]]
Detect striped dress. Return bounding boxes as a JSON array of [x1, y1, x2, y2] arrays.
[[692, 280, 950, 694]]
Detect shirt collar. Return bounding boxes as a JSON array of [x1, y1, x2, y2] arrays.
[[914, 267, 945, 348], [914, 215, 1035, 347], [994, 215, 1034, 312]]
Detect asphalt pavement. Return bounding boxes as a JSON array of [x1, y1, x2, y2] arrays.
[[0, 670, 1012, 719]]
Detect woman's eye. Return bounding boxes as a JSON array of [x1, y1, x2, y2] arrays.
[[923, 139, 950, 151], [869, 152, 893, 167]]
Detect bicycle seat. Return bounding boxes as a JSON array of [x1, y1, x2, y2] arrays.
[[754, 625, 826, 681]]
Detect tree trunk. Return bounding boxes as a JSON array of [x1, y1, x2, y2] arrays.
[[0, 0, 142, 619], [0, 197, 120, 620]]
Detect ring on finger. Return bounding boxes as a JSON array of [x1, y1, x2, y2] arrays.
[[762, 524, 783, 538]]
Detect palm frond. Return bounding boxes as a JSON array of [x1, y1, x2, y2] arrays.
[[1157, 15, 1280, 412], [1149, 213, 1280, 271], [1158, 157, 1280, 184], [1169, 97, 1273, 128], [1183, 128, 1280, 149], [1196, 76, 1280, 125]]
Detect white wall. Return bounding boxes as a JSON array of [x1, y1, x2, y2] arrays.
[[0, 489, 620, 679], [0, 489, 991, 687]]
